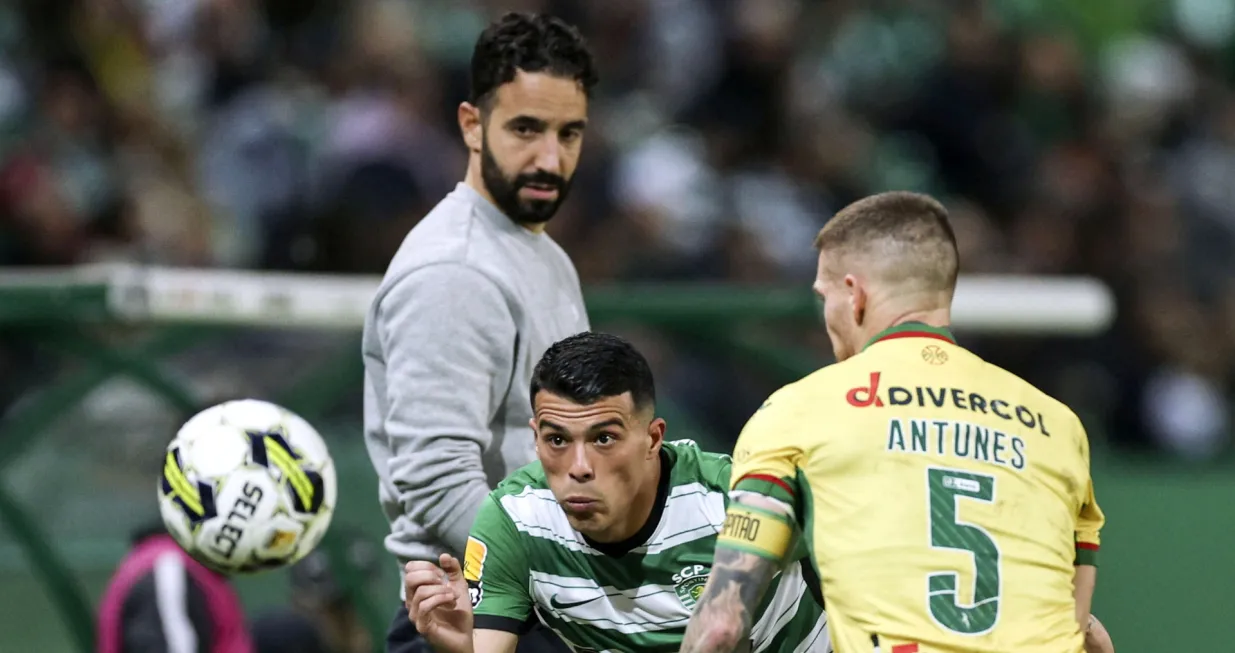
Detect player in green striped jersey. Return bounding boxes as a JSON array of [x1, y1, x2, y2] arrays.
[[403, 332, 830, 653]]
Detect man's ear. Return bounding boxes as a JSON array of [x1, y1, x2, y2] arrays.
[[458, 101, 483, 153], [845, 274, 867, 326], [647, 417, 666, 459]]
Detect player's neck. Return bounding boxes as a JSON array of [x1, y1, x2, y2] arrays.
[[464, 160, 548, 234], [862, 307, 952, 345], [608, 456, 664, 544], [628, 458, 662, 535]]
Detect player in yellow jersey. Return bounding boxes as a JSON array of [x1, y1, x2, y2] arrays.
[[682, 192, 1114, 653]]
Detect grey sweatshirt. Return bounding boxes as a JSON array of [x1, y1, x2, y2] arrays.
[[362, 182, 589, 567]]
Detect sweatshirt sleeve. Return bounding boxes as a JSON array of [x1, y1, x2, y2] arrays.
[[377, 262, 518, 554]]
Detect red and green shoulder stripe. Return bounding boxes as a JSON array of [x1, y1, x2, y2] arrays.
[[732, 473, 797, 506]]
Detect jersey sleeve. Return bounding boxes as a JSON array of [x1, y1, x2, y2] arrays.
[[1074, 479, 1104, 566], [465, 494, 533, 633], [729, 394, 808, 505], [720, 394, 808, 562], [1071, 418, 1105, 567]]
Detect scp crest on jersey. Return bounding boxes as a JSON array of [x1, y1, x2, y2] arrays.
[[672, 564, 709, 609]]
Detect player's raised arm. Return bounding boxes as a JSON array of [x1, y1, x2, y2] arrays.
[[404, 553, 475, 653], [404, 494, 530, 653], [682, 397, 807, 653], [681, 494, 799, 653], [402, 553, 519, 653]]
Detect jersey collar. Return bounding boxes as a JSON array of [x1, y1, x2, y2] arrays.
[[862, 321, 956, 352]]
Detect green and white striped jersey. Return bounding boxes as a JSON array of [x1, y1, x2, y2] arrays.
[[462, 440, 831, 652]]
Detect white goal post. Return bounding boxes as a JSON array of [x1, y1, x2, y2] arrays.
[[0, 263, 1116, 335]]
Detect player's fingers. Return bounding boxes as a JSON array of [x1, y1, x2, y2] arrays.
[[412, 593, 458, 632], [403, 561, 444, 587], [414, 591, 458, 626], [403, 567, 448, 591], [404, 560, 442, 576], [410, 583, 455, 618], [440, 553, 465, 581]]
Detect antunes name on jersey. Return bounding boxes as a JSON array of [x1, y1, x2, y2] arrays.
[[886, 418, 1028, 472], [466, 440, 827, 653], [847, 372, 1063, 474]]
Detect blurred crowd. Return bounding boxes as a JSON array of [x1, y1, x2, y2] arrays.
[[0, 0, 1233, 460]]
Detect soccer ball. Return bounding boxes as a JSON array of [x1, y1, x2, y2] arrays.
[[158, 399, 337, 574]]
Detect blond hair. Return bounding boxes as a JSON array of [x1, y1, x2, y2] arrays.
[[813, 191, 959, 293]]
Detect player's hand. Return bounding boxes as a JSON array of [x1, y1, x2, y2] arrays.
[[1084, 614, 1114, 653], [404, 554, 474, 653]]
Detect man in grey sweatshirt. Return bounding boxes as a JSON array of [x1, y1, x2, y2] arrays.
[[362, 12, 596, 653]]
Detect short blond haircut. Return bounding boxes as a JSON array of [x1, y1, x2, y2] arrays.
[[813, 191, 959, 292]]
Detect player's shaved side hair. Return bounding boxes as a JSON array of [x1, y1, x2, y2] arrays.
[[814, 191, 960, 295]]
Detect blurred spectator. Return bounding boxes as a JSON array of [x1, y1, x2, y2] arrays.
[[96, 522, 254, 653]]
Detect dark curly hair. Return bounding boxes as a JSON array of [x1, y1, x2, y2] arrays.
[[531, 332, 656, 413], [470, 12, 599, 108]]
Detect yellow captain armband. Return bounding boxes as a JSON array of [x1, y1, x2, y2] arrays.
[[717, 504, 794, 561]]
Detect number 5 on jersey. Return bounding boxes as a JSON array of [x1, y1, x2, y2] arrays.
[[926, 467, 1001, 635]]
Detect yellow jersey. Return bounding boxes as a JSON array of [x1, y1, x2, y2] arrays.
[[728, 323, 1104, 653]]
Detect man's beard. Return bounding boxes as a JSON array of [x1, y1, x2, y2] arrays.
[[480, 139, 572, 225]]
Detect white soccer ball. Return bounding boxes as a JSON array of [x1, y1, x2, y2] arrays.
[[158, 399, 337, 574]]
